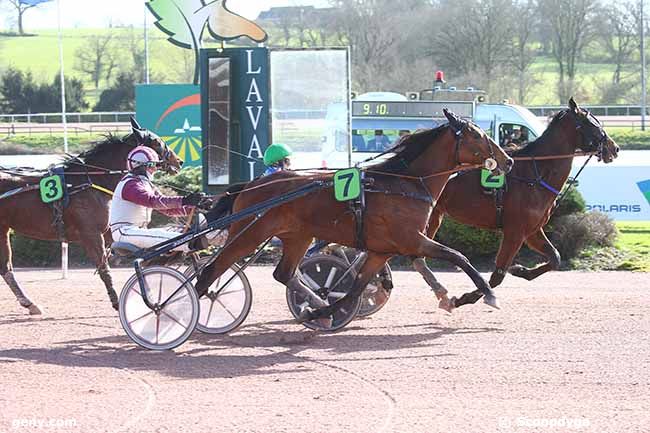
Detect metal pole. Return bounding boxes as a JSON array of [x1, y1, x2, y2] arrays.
[[642, 0, 646, 131], [57, 0, 68, 279], [144, 3, 150, 84]]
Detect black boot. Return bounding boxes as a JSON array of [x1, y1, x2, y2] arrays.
[[189, 235, 209, 251]]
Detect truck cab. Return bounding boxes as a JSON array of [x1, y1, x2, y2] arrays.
[[475, 102, 546, 149]]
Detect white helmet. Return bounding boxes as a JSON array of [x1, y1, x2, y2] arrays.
[[127, 146, 160, 171]]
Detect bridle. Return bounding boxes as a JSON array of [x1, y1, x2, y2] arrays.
[[573, 109, 608, 161], [449, 120, 499, 171], [131, 129, 175, 172]]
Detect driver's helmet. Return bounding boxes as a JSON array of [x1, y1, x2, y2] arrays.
[[127, 146, 161, 170], [263, 143, 292, 166]]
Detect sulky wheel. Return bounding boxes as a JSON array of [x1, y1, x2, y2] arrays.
[[357, 263, 393, 317], [184, 258, 252, 334], [287, 254, 361, 332], [119, 266, 199, 351]]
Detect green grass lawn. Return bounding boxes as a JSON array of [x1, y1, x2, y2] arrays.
[[1, 132, 112, 154], [615, 221, 650, 271]]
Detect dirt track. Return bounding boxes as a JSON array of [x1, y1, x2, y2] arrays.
[[0, 268, 648, 433]]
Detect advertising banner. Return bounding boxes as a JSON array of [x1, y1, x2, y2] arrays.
[[135, 84, 202, 167]]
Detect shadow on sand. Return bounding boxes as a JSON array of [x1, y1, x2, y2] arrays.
[[0, 319, 503, 380]]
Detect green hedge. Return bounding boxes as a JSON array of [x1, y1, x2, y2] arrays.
[[10, 232, 91, 267]]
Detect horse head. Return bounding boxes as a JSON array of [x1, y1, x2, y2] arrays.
[[568, 98, 619, 163], [129, 117, 184, 174], [443, 108, 513, 174]]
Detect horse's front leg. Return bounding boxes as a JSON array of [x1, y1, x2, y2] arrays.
[[509, 228, 560, 281], [79, 231, 118, 310], [411, 206, 451, 306], [489, 228, 526, 288], [414, 233, 498, 311], [0, 226, 42, 314]]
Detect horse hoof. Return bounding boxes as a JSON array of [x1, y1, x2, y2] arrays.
[[483, 294, 500, 310], [438, 296, 455, 313], [27, 304, 42, 315], [296, 306, 314, 323]]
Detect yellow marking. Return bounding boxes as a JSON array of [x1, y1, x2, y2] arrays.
[[91, 184, 114, 196]]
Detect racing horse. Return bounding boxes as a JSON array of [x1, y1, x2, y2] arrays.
[[0, 119, 182, 314], [198, 109, 514, 322], [412, 98, 620, 311]]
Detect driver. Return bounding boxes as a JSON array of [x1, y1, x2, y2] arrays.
[[263, 143, 292, 176], [109, 146, 209, 251]]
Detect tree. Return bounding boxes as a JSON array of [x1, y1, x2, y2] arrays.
[[329, 0, 426, 91], [94, 73, 135, 112], [538, 0, 598, 102], [125, 27, 147, 84], [74, 33, 118, 89], [510, 0, 538, 104], [5, 0, 51, 35], [597, 2, 638, 85], [0, 68, 87, 113], [0, 67, 36, 113], [428, 0, 515, 96]]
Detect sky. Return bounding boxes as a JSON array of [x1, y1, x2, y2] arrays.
[[1, 0, 331, 30]]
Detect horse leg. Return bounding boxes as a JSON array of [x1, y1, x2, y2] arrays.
[[488, 231, 525, 288], [0, 227, 41, 314], [414, 233, 498, 311], [509, 229, 560, 281], [78, 232, 118, 310], [412, 257, 449, 301], [411, 206, 450, 302]]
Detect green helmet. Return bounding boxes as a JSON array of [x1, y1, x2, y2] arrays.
[[263, 143, 293, 166]]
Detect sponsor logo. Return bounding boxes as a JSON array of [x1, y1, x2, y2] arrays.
[[637, 179, 650, 205], [586, 204, 642, 213]]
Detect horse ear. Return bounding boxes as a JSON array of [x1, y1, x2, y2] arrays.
[[130, 116, 143, 131], [568, 97, 578, 112], [443, 108, 462, 129]]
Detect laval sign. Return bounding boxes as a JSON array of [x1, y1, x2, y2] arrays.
[[200, 47, 270, 191], [136, 0, 269, 179]]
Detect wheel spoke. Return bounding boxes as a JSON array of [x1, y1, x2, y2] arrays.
[[157, 273, 164, 303], [161, 310, 189, 329], [324, 266, 338, 288], [204, 300, 216, 324], [155, 315, 160, 344], [212, 288, 244, 297], [216, 299, 237, 320], [166, 290, 189, 306], [301, 273, 321, 291], [127, 310, 154, 326]]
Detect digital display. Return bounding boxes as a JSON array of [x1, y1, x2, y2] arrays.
[[352, 101, 474, 119]]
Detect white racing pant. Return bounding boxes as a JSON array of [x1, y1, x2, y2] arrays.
[[112, 225, 191, 252], [112, 219, 228, 252]]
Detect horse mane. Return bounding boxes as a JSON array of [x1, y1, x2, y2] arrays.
[[367, 124, 450, 173], [510, 109, 568, 157], [64, 133, 131, 165]]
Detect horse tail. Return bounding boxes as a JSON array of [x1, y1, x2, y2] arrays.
[[206, 182, 247, 222]]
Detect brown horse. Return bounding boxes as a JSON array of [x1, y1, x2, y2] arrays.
[[413, 98, 620, 312], [198, 109, 513, 324], [0, 119, 183, 314]]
